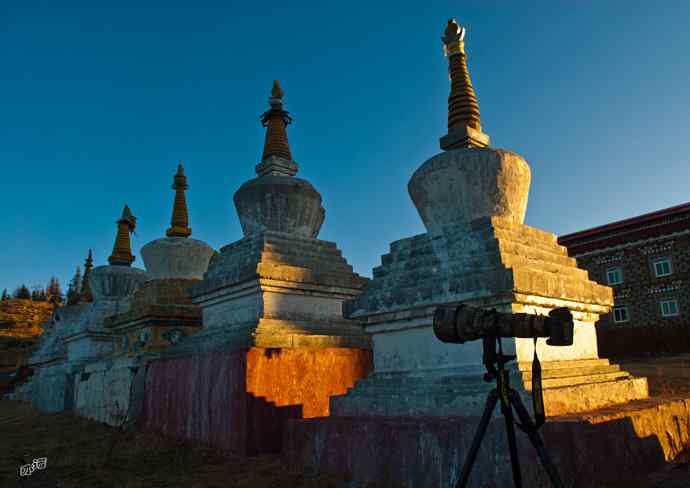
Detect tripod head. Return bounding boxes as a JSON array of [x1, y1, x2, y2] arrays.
[[481, 335, 515, 382]]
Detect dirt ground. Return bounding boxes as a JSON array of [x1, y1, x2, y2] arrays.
[[1, 399, 689, 488], [0, 400, 346, 488]]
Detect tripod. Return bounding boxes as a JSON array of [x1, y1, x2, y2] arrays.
[[456, 336, 563, 488]]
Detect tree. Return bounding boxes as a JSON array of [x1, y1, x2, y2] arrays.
[[46, 277, 63, 305], [31, 285, 45, 301], [1, 289, 8, 301], [13, 284, 31, 300], [66, 266, 82, 305]]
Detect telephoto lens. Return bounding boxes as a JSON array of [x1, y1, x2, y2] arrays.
[[433, 304, 574, 346]]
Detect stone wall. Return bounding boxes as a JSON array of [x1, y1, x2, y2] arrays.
[[286, 397, 690, 488], [140, 347, 372, 455], [73, 356, 142, 426]]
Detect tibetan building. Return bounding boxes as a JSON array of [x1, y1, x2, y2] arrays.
[[559, 202, 690, 356]]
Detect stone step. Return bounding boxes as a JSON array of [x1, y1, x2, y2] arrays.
[[518, 358, 611, 371], [262, 241, 344, 260], [521, 364, 622, 381], [523, 371, 632, 390], [467, 217, 558, 244], [499, 252, 589, 281], [511, 267, 612, 306], [262, 235, 339, 255], [260, 250, 353, 273], [257, 318, 367, 336], [494, 239, 577, 269], [490, 226, 567, 256], [542, 376, 648, 416]]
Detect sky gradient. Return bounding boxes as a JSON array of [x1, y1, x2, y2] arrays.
[[2, 1, 690, 294]]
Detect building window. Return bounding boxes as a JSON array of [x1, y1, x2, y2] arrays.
[[660, 299, 680, 317], [612, 306, 629, 323], [653, 258, 673, 278], [606, 267, 624, 285]]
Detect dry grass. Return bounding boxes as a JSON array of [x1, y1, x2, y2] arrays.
[[0, 400, 346, 488]]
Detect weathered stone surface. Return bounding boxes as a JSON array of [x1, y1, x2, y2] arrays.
[[188, 231, 369, 351], [141, 347, 372, 454], [141, 236, 214, 280], [29, 303, 91, 366], [30, 363, 76, 412], [408, 148, 531, 236], [90, 265, 148, 302], [286, 396, 690, 488], [233, 176, 325, 239], [73, 355, 147, 426], [335, 209, 636, 418]]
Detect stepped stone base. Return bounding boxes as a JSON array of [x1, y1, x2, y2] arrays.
[[189, 230, 370, 351], [518, 358, 648, 416], [336, 216, 647, 418], [331, 359, 648, 418], [105, 278, 204, 354]]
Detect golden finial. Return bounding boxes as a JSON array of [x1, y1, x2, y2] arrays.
[[260, 80, 293, 162], [108, 205, 137, 266], [440, 18, 489, 150], [271, 79, 284, 99], [80, 249, 94, 302], [166, 162, 192, 238]]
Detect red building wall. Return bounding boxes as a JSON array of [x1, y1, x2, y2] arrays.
[[140, 347, 372, 455]]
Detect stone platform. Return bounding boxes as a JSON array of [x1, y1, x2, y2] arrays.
[[286, 395, 690, 488]]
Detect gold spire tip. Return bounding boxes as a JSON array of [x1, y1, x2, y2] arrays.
[[109, 205, 136, 266], [167, 163, 192, 237], [271, 80, 284, 99], [439, 17, 489, 150]]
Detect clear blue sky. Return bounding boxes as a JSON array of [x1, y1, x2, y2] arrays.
[[2, 1, 690, 294]]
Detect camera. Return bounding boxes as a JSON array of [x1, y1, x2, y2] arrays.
[[433, 304, 574, 346]]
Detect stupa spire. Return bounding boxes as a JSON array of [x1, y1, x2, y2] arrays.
[[108, 205, 137, 266], [255, 80, 299, 177], [166, 162, 192, 238], [80, 249, 94, 302], [440, 19, 490, 150]]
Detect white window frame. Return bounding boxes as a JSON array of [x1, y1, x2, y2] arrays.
[[606, 267, 624, 285], [660, 299, 680, 317], [653, 258, 673, 278], [612, 306, 629, 323]]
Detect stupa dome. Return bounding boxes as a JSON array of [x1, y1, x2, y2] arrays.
[[140, 163, 215, 279], [233, 80, 325, 239]]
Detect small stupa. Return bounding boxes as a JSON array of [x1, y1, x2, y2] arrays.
[[141, 81, 371, 455], [232, 80, 325, 238], [140, 163, 215, 280], [65, 205, 148, 360], [106, 164, 214, 353]]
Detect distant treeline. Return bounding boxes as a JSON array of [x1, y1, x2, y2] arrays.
[[1, 267, 85, 306]]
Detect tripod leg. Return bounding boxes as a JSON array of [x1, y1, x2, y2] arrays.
[[509, 391, 563, 488], [501, 399, 523, 488], [457, 390, 499, 488]]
